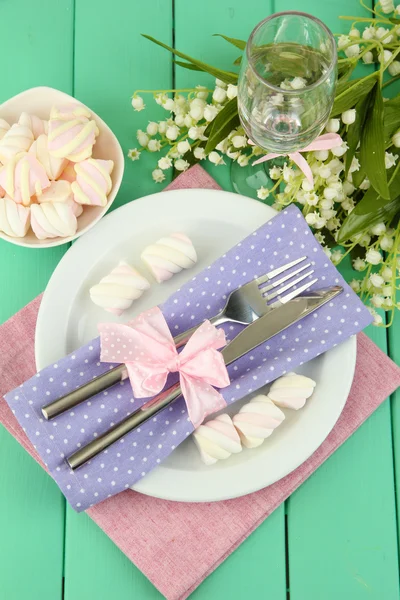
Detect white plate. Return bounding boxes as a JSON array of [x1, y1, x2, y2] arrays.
[[35, 188, 356, 502]]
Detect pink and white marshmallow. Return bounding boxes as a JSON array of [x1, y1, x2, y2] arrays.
[[0, 124, 34, 164], [193, 414, 242, 465], [233, 395, 285, 448], [30, 202, 77, 240], [0, 119, 10, 141], [59, 161, 77, 183], [268, 372, 316, 410], [29, 134, 67, 180], [48, 105, 99, 162], [71, 158, 113, 206], [0, 153, 50, 206], [141, 232, 197, 283], [0, 196, 30, 238], [89, 261, 150, 315], [38, 180, 83, 217], [18, 112, 48, 139]]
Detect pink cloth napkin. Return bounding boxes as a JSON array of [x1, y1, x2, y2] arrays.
[[1, 165, 400, 600]]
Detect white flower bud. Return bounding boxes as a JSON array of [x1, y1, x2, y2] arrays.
[[231, 135, 247, 148], [147, 139, 161, 152], [338, 35, 350, 49], [343, 180, 355, 195], [305, 212, 317, 226], [353, 257, 366, 271], [213, 86, 227, 103], [392, 129, 400, 148], [208, 151, 225, 165], [195, 86, 209, 100], [301, 179, 314, 191], [365, 249, 382, 265], [152, 168, 165, 183], [314, 149, 329, 161], [369, 273, 384, 288], [136, 130, 149, 146], [177, 140, 191, 154], [175, 114, 185, 127], [350, 279, 361, 292], [204, 104, 218, 122], [174, 94, 186, 107], [257, 187, 270, 200], [380, 235, 394, 251], [349, 157, 360, 173], [385, 152, 397, 169], [319, 166, 332, 179], [269, 166, 281, 180], [174, 159, 190, 172], [349, 28, 360, 38], [380, 0, 394, 13], [323, 187, 338, 201], [188, 126, 201, 140], [216, 138, 229, 153], [382, 284, 393, 297], [165, 125, 180, 141], [362, 26, 375, 40], [131, 95, 145, 111], [331, 250, 343, 264], [189, 98, 205, 121], [226, 84, 238, 99], [325, 118, 340, 133], [146, 122, 158, 136], [362, 51, 374, 65], [184, 115, 195, 128], [376, 27, 393, 43], [193, 147, 206, 160], [155, 93, 168, 105], [321, 209, 336, 220], [215, 78, 227, 89], [331, 142, 349, 157], [158, 121, 167, 135], [291, 77, 307, 89], [342, 109, 356, 125], [382, 266, 392, 281], [359, 178, 371, 190], [320, 197, 334, 210], [226, 148, 240, 160], [162, 98, 175, 111], [304, 192, 319, 206], [158, 156, 172, 170], [371, 294, 384, 308], [370, 222, 386, 236], [345, 44, 360, 58], [237, 154, 249, 167], [388, 61, 400, 76], [379, 49, 393, 64]]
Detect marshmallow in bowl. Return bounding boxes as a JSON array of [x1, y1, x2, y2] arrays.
[[29, 134, 67, 180], [0, 124, 34, 164], [48, 104, 99, 162], [268, 372, 316, 410], [0, 153, 50, 206], [59, 161, 77, 183], [72, 158, 114, 206], [0, 119, 10, 141], [193, 414, 242, 465], [0, 196, 30, 238], [31, 201, 77, 240], [38, 180, 83, 217], [141, 232, 197, 283], [89, 261, 150, 315], [233, 395, 285, 448], [18, 112, 48, 139]]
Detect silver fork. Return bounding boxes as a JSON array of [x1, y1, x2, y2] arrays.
[[41, 256, 315, 420]]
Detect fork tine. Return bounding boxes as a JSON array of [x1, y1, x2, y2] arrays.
[[268, 277, 319, 308], [259, 262, 311, 294], [265, 269, 315, 302], [255, 256, 307, 286]]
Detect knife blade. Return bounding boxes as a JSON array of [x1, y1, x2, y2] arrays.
[[67, 285, 343, 470]]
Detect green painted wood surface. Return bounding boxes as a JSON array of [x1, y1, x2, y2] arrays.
[[0, 1, 399, 599]]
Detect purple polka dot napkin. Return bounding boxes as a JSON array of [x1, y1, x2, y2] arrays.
[[4, 204, 372, 511]]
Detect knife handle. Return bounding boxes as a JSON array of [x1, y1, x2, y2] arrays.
[[67, 382, 182, 470]]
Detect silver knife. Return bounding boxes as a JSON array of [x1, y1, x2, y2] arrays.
[[66, 286, 343, 470]]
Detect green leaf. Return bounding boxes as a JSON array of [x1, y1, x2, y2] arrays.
[[233, 55, 242, 66], [345, 93, 370, 177], [142, 34, 238, 84], [352, 164, 366, 188], [173, 60, 202, 72], [384, 95, 400, 145], [213, 34, 246, 50], [204, 98, 240, 154], [331, 73, 377, 116], [360, 83, 390, 199], [337, 196, 400, 242]]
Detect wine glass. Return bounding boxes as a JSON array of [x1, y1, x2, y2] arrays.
[[232, 11, 337, 197]]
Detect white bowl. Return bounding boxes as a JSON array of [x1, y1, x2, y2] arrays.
[[0, 86, 124, 248]]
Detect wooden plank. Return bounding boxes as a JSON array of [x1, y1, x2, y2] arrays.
[[173, 2, 287, 599], [389, 308, 400, 542], [0, 1, 73, 598], [63, 2, 173, 598]]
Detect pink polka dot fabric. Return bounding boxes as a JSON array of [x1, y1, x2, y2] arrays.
[[4, 203, 372, 511]]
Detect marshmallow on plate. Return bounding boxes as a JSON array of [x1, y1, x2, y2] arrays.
[[141, 232, 197, 283], [0, 196, 30, 238], [38, 180, 83, 217], [90, 261, 150, 315], [31, 201, 77, 240], [48, 104, 99, 162], [18, 112, 48, 139], [71, 158, 113, 206], [233, 395, 285, 448], [268, 372, 316, 410], [0, 153, 50, 206], [193, 414, 242, 465], [0, 119, 10, 141], [0, 124, 34, 164], [29, 134, 67, 180]]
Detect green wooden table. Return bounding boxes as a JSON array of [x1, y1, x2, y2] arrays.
[[0, 1, 399, 599]]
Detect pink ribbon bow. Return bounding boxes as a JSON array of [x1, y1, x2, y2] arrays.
[[98, 307, 230, 428], [250, 133, 343, 187]]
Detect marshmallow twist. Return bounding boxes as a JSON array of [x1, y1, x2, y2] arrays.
[[31, 202, 77, 240], [141, 232, 197, 283], [39, 180, 83, 217], [0, 196, 30, 238], [0, 124, 34, 164], [268, 372, 316, 410], [48, 105, 98, 162], [29, 134, 67, 180], [71, 158, 113, 206], [18, 112, 48, 139], [0, 153, 50, 206], [193, 414, 242, 465], [0, 119, 10, 141], [90, 261, 150, 315], [233, 395, 285, 448]]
